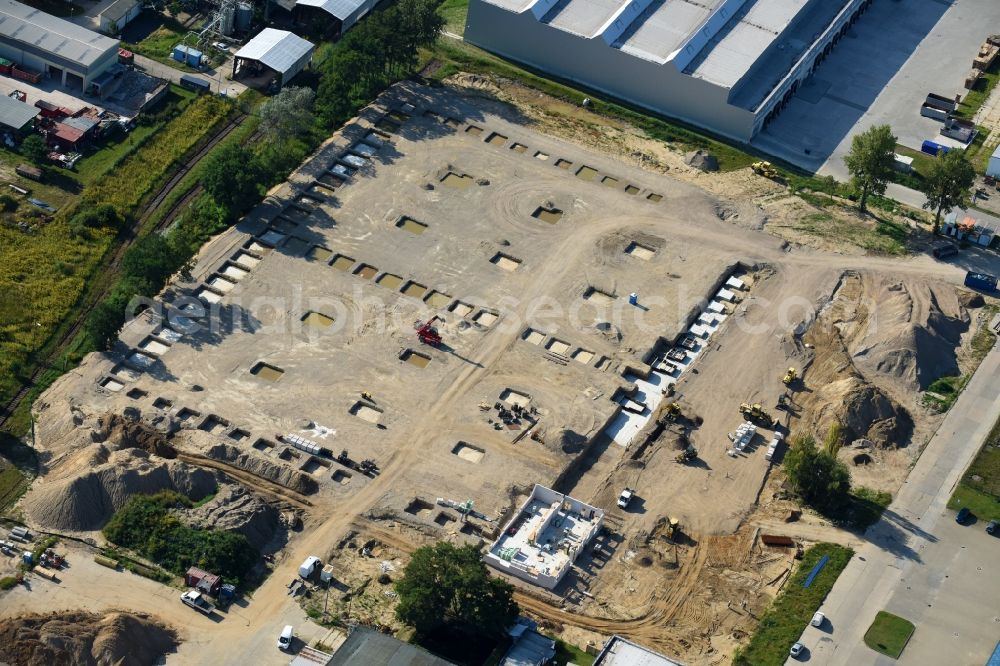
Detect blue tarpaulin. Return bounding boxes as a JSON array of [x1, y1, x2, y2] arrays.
[[987, 640, 1000, 666], [802, 555, 830, 588]]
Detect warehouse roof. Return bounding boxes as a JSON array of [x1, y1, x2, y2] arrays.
[[295, 0, 366, 21], [593, 636, 685, 666], [99, 0, 137, 24], [328, 627, 454, 666], [618, 0, 723, 63], [234, 28, 314, 75], [0, 0, 118, 69], [543, 0, 622, 38], [0, 93, 37, 130]]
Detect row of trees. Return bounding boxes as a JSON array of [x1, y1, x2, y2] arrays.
[[845, 124, 976, 232]]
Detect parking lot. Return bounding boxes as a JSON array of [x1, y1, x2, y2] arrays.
[[752, 0, 1000, 178]]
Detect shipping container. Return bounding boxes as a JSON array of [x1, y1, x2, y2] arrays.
[[965, 272, 997, 292], [172, 45, 203, 68], [921, 140, 950, 157], [179, 74, 210, 94]]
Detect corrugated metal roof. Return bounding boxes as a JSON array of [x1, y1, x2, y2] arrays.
[[0, 93, 37, 129], [0, 0, 118, 69], [328, 628, 455, 666], [99, 0, 137, 24], [594, 636, 685, 666], [295, 0, 366, 21], [234, 28, 314, 76]]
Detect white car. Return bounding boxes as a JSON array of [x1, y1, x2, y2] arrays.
[[278, 625, 293, 651], [617, 487, 634, 509], [789, 642, 804, 658], [811, 611, 825, 627]]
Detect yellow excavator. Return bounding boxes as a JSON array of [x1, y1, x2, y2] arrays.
[[782, 367, 797, 386], [661, 402, 681, 421], [752, 161, 779, 179], [739, 402, 774, 427]]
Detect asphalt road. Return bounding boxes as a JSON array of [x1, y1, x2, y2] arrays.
[[788, 343, 1000, 665]]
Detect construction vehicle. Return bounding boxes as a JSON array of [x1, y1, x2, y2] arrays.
[[336, 450, 380, 478], [775, 393, 789, 411], [617, 487, 634, 509], [415, 315, 442, 347], [664, 517, 680, 540], [675, 444, 698, 463], [740, 402, 774, 427], [782, 367, 797, 385], [661, 402, 681, 421], [751, 161, 779, 178], [180, 590, 215, 615]]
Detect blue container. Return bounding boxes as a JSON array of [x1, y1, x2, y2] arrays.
[[964, 271, 997, 292], [921, 140, 950, 157], [172, 45, 203, 68]]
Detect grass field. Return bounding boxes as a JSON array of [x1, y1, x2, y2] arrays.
[[954, 59, 1000, 120], [792, 212, 909, 256], [439, 0, 469, 33], [863, 611, 915, 658], [734, 543, 854, 666], [948, 410, 1000, 522]]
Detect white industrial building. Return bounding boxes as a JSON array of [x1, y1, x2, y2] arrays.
[[233, 28, 314, 90], [594, 636, 686, 666], [485, 484, 603, 590], [0, 0, 118, 91], [465, 0, 876, 142]]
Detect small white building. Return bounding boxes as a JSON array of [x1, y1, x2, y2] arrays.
[[485, 484, 604, 590], [988, 143, 1000, 179]]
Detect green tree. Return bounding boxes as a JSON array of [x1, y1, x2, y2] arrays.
[[844, 124, 896, 213], [257, 86, 316, 143], [784, 434, 851, 514], [85, 298, 127, 351], [121, 233, 183, 293], [920, 150, 975, 234], [395, 542, 518, 638], [201, 143, 262, 216], [20, 134, 47, 165]]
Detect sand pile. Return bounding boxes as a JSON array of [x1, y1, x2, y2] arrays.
[[90, 412, 177, 458], [22, 448, 217, 531], [205, 444, 319, 495], [828, 273, 970, 393], [184, 483, 280, 550], [0, 610, 176, 666]]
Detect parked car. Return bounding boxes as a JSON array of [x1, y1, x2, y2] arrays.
[[790, 642, 804, 658], [811, 611, 825, 627], [987, 520, 998, 535], [277, 625, 293, 651], [617, 487, 634, 509], [956, 507, 971, 524]]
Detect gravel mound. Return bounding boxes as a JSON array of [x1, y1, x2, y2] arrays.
[[0, 610, 176, 666], [205, 444, 319, 495]]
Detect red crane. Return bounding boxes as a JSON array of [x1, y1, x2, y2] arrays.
[[415, 315, 442, 346]]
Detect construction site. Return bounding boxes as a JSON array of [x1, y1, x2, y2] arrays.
[[1, 76, 995, 665]]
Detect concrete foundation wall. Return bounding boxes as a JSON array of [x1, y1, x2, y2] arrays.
[[465, 0, 756, 142]]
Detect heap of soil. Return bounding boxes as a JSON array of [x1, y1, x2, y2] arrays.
[[685, 150, 719, 172], [808, 376, 912, 447], [205, 444, 319, 495], [183, 483, 280, 551], [0, 610, 177, 666], [90, 412, 177, 459]]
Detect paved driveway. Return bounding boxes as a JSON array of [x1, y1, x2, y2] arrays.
[[787, 344, 1000, 665]]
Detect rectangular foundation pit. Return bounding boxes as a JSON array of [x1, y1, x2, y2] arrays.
[[152, 397, 173, 410], [500, 388, 531, 408], [250, 362, 284, 382], [647, 193, 663, 202], [396, 216, 428, 234], [583, 287, 616, 305], [99, 377, 124, 391], [302, 456, 332, 476], [332, 469, 352, 484], [331, 254, 355, 271], [176, 407, 201, 422], [490, 252, 521, 271], [555, 158, 572, 169], [354, 264, 378, 280], [485, 132, 507, 146], [424, 290, 452, 309], [278, 447, 301, 461], [444, 117, 461, 128], [272, 217, 298, 233], [625, 241, 656, 260], [451, 441, 485, 463], [601, 176, 619, 187], [404, 498, 434, 517], [375, 117, 400, 133], [400, 349, 431, 368], [350, 401, 383, 424], [195, 287, 223, 304], [522, 328, 545, 345], [545, 338, 571, 355], [510, 142, 528, 153], [126, 388, 148, 400], [473, 310, 498, 327], [376, 273, 404, 289], [575, 166, 598, 181], [434, 512, 457, 526], [572, 348, 595, 364], [221, 263, 251, 280], [228, 428, 250, 441], [625, 185, 640, 195], [531, 206, 563, 224], [112, 364, 141, 381], [441, 172, 473, 189], [207, 275, 237, 293], [198, 414, 230, 433], [126, 350, 157, 370], [534, 151, 549, 160], [243, 240, 272, 255], [138, 337, 171, 356], [252, 438, 276, 454], [465, 125, 483, 136], [401, 281, 428, 299], [307, 246, 334, 262], [283, 237, 310, 256], [449, 301, 474, 317], [301, 311, 335, 328], [258, 229, 287, 247], [231, 252, 262, 269]]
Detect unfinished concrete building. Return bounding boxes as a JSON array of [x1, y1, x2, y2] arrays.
[[465, 0, 876, 141]]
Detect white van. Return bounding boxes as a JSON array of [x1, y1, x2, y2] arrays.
[[278, 625, 293, 651], [298, 555, 321, 579]]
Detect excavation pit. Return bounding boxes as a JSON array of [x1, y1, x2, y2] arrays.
[[195, 287, 223, 304], [576, 166, 598, 181], [207, 275, 237, 293], [272, 217, 297, 233], [376, 273, 404, 289], [451, 442, 485, 463], [490, 252, 521, 271], [583, 287, 616, 305], [444, 117, 461, 128], [500, 388, 531, 407], [388, 110, 409, 122], [244, 240, 272, 255], [647, 193, 663, 202], [434, 512, 456, 526], [302, 311, 335, 328], [534, 151, 549, 160], [99, 377, 124, 391], [138, 337, 170, 355], [449, 301, 474, 317], [473, 310, 498, 327], [350, 401, 383, 424], [555, 158, 572, 169], [625, 242, 656, 260], [375, 118, 400, 132], [283, 237, 310, 255], [595, 356, 611, 370], [228, 429, 250, 442], [221, 263, 250, 280], [404, 498, 434, 517], [152, 397, 173, 410], [532, 206, 563, 224], [153, 327, 183, 343], [396, 216, 428, 234], [258, 229, 287, 246], [318, 173, 343, 189], [602, 176, 619, 187], [250, 362, 284, 382], [126, 388, 148, 400], [510, 143, 527, 153], [402, 281, 428, 299], [112, 364, 140, 381], [400, 349, 431, 368], [572, 348, 595, 364], [176, 407, 201, 422], [546, 338, 571, 355], [307, 246, 334, 262], [441, 172, 474, 189], [278, 447, 301, 461], [331, 254, 355, 271], [485, 132, 507, 146], [232, 252, 262, 269], [465, 125, 483, 136], [303, 457, 332, 475], [126, 351, 157, 370], [424, 291, 452, 309], [354, 264, 378, 280], [522, 329, 545, 345], [252, 438, 276, 454], [625, 185, 640, 195], [332, 469, 352, 484], [198, 414, 229, 433]]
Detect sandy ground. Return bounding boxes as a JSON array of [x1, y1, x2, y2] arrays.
[[6, 79, 1000, 666]]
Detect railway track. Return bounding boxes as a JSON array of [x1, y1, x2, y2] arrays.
[[0, 112, 248, 433]]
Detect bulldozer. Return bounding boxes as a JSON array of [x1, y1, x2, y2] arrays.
[[661, 402, 681, 422], [675, 444, 698, 463], [740, 402, 774, 427], [782, 367, 797, 386], [751, 161, 779, 179]]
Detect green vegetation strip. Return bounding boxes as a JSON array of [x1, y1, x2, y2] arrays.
[[863, 611, 915, 659], [734, 543, 853, 666], [949, 407, 1000, 522]]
